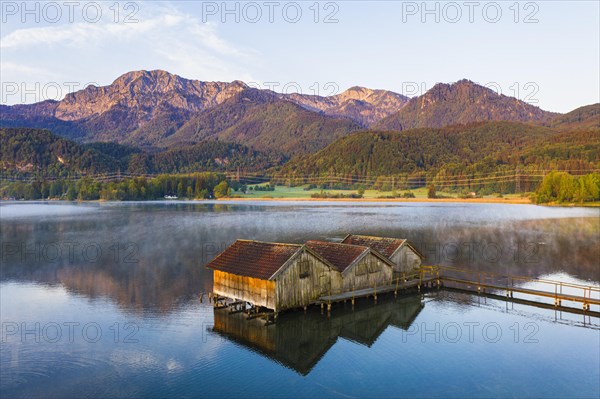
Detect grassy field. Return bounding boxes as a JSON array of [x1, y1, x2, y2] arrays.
[[230, 183, 529, 201]]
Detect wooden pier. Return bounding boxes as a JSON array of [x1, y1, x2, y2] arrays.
[[435, 265, 600, 314], [312, 269, 438, 311], [208, 265, 600, 321]]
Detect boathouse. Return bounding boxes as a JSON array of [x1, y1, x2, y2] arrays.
[[341, 234, 424, 274], [304, 240, 394, 292], [206, 240, 334, 312]]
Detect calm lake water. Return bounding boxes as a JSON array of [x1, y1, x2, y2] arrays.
[[1, 201, 599, 398]]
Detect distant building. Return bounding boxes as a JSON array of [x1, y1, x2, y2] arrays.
[[341, 234, 424, 274], [304, 240, 394, 292]]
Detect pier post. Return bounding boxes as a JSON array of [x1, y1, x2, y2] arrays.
[[374, 281, 377, 304]]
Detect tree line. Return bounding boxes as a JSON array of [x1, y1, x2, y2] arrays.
[[533, 172, 600, 204], [1, 173, 231, 201]]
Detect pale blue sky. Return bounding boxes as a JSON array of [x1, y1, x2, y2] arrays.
[[1, 0, 598, 112]]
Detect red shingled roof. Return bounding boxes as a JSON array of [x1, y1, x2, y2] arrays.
[[341, 234, 406, 258], [206, 240, 302, 280], [304, 240, 368, 273]]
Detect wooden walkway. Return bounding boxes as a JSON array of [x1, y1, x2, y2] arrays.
[[436, 266, 600, 311], [443, 276, 600, 306], [208, 266, 599, 318], [314, 277, 436, 305], [313, 265, 600, 314]]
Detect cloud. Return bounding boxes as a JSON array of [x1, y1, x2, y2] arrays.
[[0, 2, 259, 104]]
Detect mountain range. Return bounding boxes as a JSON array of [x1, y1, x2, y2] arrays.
[[1, 69, 598, 179], [1, 70, 564, 152]]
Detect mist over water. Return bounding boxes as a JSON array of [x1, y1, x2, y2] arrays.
[[1, 201, 599, 398]]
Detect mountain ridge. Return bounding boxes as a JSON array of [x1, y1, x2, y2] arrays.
[[1, 70, 589, 158], [375, 79, 558, 130]]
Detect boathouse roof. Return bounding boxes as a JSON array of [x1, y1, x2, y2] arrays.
[[206, 240, 302, 280], [305, 240, 393, 273], [342, 234, 424, 259]]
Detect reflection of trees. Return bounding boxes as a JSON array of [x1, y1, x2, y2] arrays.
[[212, 295, 424, 375], [2, 205, 597, 314], [356, 217, 600, 281]]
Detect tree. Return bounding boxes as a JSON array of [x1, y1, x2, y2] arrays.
[[198, 188, 209, 199], [535, 171, 600, 203], [49, 181, 63, 198], [427, 184, 436, 199], [66, 183, 77, 200], [213, 181, 231, 198], [575, 174, 600, 202]]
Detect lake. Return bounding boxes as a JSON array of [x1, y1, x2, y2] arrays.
[[1, 201, 599, 398]]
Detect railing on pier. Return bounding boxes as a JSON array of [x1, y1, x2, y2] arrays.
[[435, 265, 600, 311]]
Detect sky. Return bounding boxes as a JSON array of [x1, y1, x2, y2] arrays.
[[1, 0, 598, 112]]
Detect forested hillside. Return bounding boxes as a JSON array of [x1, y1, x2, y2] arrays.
[[278, 121, 600, 192], [0, 128, 284, 177]]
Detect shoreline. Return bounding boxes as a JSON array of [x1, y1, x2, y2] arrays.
[[221, 197, 533, 204], [3, 198, 598, 207]]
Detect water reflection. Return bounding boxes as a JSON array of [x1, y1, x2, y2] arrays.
[[211, 296, 423, 375], [1, 281, 598, 398], [1, 202, 598, 314]]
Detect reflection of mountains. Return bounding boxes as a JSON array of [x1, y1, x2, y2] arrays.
[[211, 296, 423, 375]]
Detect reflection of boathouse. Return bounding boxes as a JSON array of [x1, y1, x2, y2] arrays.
[[211, 295, 424, 375]]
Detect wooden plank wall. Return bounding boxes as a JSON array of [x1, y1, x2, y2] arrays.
[[342, 253, 394, 292], [213, 270, 276, 309], [276, 251, 339, 311], [400, 245, 422, 271]]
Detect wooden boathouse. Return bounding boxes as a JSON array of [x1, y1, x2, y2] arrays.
[[304, 240, 394, 292], [205, 236, 599, 319], [341, 234, 424, 274], [206, 240, 336, 312]]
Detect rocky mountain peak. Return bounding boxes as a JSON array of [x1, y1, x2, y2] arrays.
[[54, 70, 247, 122], [377, 79, 557, 130]]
